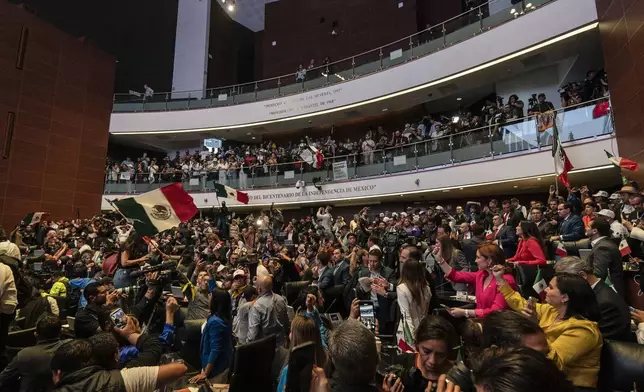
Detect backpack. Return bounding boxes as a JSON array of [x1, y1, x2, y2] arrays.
[[0, 255, 33, 309], [102, 252, 118, 276]]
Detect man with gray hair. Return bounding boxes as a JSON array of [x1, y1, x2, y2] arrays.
[[328, 319, 379, 392], [555, 256, 631, 341], [246, 275, 289, 347]]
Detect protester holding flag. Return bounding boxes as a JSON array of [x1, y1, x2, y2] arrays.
[[435, 243, 517, 319], [492, 265, 602, 389], [585, 219, 625, 297]]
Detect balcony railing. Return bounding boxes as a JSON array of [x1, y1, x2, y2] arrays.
[[104, 98, 613, 195], [112, 0, 553, 113]]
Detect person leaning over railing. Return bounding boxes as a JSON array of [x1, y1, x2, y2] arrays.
[[492, 265, 602, 389]]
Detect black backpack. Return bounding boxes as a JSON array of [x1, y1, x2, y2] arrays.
[[0, 255, 33, 309]]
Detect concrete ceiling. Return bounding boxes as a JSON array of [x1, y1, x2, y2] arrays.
[[214, 0, 278, 32]]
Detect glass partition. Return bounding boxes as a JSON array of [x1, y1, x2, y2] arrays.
[[112, 0, 555, 113], [104, 98, 613, 195]]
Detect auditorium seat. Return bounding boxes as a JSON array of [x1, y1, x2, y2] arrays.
[[176, 319, 205, 371], [598, 340, 644, 391], [513, 264, 554, 299], [229, 334, 276, 392]]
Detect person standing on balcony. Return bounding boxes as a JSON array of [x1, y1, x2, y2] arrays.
[[362, 133, 375, 164], [143, 84, 154, 100]]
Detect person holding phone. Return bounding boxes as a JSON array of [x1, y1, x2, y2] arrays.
[[276, 315, 328, 392], [189, 288, 233, 384], [492, 265, 602, 389], [435, 243, 517, 318]]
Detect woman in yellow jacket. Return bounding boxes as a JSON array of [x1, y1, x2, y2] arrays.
[[492, 265, 602, 389]]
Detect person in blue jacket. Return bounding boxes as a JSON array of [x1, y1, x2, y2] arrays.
[[189, 288, 233, 384]]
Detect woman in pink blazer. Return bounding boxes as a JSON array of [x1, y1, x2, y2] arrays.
[[507, 221, 547, 266]]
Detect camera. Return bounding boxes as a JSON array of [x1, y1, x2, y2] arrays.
[[528, 93, 538, 108], [295, 180, 305, 189]]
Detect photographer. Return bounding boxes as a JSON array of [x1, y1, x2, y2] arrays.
[[506, 94, 524, 119], [528, 93, 555, 115], [74, 282, 121, 338]]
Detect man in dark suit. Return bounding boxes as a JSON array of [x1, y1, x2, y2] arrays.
[[586, 219, 624, 296], [551, 202, 585, 242], [501, 200, 524, 228], [357, 248, 396, 335], [0, 315, 70, 392], [315, 250, 335, 292], [555, 257, 631, 341], [492, 214, 517, 259], [461, 226, 486, 271], [531, 207, 556, 238], [331, 248, 350, 287]]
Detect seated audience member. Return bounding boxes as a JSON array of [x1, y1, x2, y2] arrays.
[[507, 221, 546, 266], [357, 249, 396, 335], [21, 287, 59, 329], [435, 243, 517, 318], [186, 266, 212, 320], [327, 319, 379, 392], [586, 218, 624, 296], [433, 235, 470, 291], [0, 315, 70, 392], [233, 285, 258, 344], [69, 264, 95, 309], [47, 270, 69, 297], [396, 260, 431, 349], [481, 310, 548, 354], [471, 347, 575, 392], [51, 338, 187, 392], [390, 315, 456, 392], [247, 275, 289, 346], [276, 315, 328, 392], [555, 256, 632, 341], [190, 288, 233, 384], [493, 267, 602, 388], [74, 282, 119, 338]]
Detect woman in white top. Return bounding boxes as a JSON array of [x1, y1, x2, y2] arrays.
[[218, 158, 228, 185], [396, 259, 431, 349]]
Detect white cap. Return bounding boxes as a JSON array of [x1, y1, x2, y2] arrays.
[[216, 265, 226, 273], [609, 193, 621, 200], [400, 212, 407, 218], [233, 269, 246, 279], [405, 123, 411, 128], [597, 209, 615, 219], [592, 191, 609, 198], [79, 245, 92, 254], [369, 245, 382, 252], [383, 217, 391, 223]]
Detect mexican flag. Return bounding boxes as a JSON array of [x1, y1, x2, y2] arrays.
[[23, 212, 48, 225], [553, 119, 573, 188], [213, 183, 249, 204], [532, 268, 547, 301], [300, 145, 324, 169], [619, 239, 631, 257], [112, 183, 198, 236], [605, 150, 639, 172], [555, 241, 567, 257]]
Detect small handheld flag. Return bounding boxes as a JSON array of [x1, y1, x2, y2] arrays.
[[619, 239, 632, 257], [605, 150, 639, 172], [533, 268, 547, 301], [555, 241, 568, 257]]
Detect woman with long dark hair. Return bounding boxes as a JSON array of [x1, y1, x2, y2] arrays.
[[396, 260, 431, 349], [507, 221, 547, 266], [493, 268, 602, 389], [190, 288, 234, 384], [435, 243, 517, 318], [432, 235, 469, 291], [276, 315, 328, 392], [113, 232, 150, 289]]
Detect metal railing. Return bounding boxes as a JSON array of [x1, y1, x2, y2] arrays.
[[104, 97, 613, 194], [112, 0, 552, 113]]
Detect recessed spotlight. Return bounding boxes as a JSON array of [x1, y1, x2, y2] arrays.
[[246, 132, 252, 135], [537, 177, 542, 181], [227, 3, 235, 11], [513, 185, 518, 188], [526, 3, 532, 7], [459, 187, 463, 190], [382, 108, 388, 112], [251, 136, 256, 140], [510, 8, 516, 14], [456, 97, 462, 101], [399, 194, 404, 197], [442, 190, 450, 193]]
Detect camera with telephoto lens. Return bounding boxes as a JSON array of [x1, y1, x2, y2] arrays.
[[528, 93, 538, 109]]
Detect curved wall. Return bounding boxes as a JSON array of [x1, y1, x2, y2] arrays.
[[109, 0, 599, 134]]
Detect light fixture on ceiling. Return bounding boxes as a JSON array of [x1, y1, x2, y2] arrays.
[[513, 185, 518, 188], [246, 132, 252, 135], [382, 108, 388, 112], [459, 187, 463, 190], [251, 136, 256, 139], [510, 8, 516, 14], [227, 0, 235, 12], [537, 177, 541, 181], [456, 97, 462, 101]]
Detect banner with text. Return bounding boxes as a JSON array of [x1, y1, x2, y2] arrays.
[[333, 161, 349, 181]]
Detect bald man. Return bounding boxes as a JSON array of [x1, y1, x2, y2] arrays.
[[246, 276, 289, 346]]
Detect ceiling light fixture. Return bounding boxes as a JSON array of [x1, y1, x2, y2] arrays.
[[456, 97, 462, 101], [510, 8, 516, 14], [228, 4, 235, 11], [537, 177, 541, 180]]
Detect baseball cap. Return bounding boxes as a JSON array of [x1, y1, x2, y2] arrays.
[[216, 265, 226, 273], [620, 185, 638, 194], [597, 209, 615, 219], [609, 193, 621, 200], [233, 269, 246, 279], [592, 190, 609, 198]]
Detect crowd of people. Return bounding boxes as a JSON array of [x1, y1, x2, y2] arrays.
[[0, 176, 640, 391], [105, 70, 608, 187]]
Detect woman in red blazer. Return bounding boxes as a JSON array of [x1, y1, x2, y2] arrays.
[[507, 221, 547, 266]]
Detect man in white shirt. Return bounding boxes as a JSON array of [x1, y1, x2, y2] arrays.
[[143, 84, 154, 100], [0, 261, 16, 354], [362, 135, 375, 164], [316, 206, 333, 233]]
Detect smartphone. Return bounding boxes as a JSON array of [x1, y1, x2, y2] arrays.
[[359, 300, 376, 333], [439, 304, 450, 309], [527, 297, 536, 308], [286, 342, 316, 392], [109, 308, 127, 329], [630, 306, 636, 312]]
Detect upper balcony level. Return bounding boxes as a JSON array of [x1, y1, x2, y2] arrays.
[[103, 98, 620, 209], [109, 0, 599, 136]]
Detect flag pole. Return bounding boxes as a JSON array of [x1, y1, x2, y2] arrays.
[[104, 198, 131, 224]]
